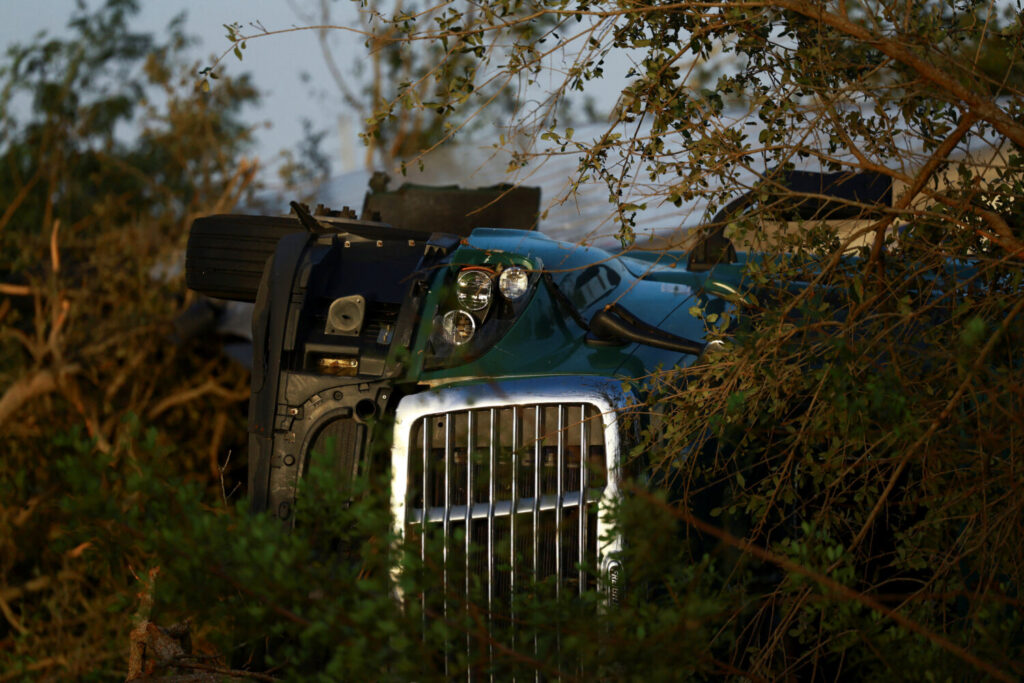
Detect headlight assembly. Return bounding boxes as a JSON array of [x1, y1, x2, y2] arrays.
[[498, 266, 529, 301], [441, 309, 476, 345], [456, 268, 492, 311], [425, 257, 540, 370]]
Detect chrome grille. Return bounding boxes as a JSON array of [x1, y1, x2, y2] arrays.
[[407, 403, 607, 603], [390, 377, 626, 674]]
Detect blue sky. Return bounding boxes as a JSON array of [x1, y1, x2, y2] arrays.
[[1, 2, 632, 179], [0, 1, 640, 237], [1, 1, 366, 175]]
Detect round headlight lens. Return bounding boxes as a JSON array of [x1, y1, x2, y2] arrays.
[[456, 269, 492, 311], [498, 266, 530, 301], [441, 309, 476, 345]]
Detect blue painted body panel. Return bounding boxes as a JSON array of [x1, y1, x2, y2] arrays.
[[414, 228, 735, 383]]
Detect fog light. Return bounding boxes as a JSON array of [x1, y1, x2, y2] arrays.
[[319, 356, 358, 376], [441, 309, 476, 345], [456, 269, 492, 311], [498, 266, 529, 301]]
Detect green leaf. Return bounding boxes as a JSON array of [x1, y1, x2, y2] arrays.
[[726, 390, 746, 414], [960, 316, 986, 347]]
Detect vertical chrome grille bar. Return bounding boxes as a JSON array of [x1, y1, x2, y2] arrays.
[[422, 417, 429, 626], [555, 405, 565, 673], [507, 409, 516, 618], [487, 408, 496, 679], [532, 406, 540, 681], [578, 404, 588, 595], [466, 410, 473, 680], [510, 406, 518, 653], [532, 405, 540, 582], [555, 405, 564, 597], [466, 410, 474, 599], [443, 414, 452, 624]]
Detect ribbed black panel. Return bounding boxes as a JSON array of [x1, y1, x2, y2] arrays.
[[307, 417, 364, 497]]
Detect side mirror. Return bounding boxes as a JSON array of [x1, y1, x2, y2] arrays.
[[588, 303, 705, 356]]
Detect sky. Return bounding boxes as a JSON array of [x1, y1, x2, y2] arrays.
[[0, 1, 368, 175], [0, 2, 635, 169], [2, 2, 1011, 248], [0, 1, 644, 242]]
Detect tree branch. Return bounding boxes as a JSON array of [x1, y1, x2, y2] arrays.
[[0, 365, 80, 429], [771, 0, 1024, 148], [629, 485, 1016, 682]]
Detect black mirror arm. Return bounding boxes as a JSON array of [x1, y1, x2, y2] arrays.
[[290, 200, 329, 234], [589, 303, 705, 356]]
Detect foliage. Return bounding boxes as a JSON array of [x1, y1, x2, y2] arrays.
[[203, 0, 1023, 679], [211, 0, 576, 167], [3, 0, 1023, 680], [0, 0, 261, 677]]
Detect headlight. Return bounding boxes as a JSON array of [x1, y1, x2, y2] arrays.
[[498, 266, 529, 301], [456, 269, 492, 311], [423, 256, 540, 371], [441, 309, 476, 345]]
